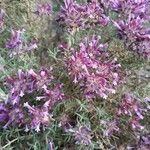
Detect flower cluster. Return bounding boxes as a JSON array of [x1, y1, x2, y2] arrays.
[[5, 29, 37, 57], [145, 97, 150, 111], [101, 0, 148, 17], [0, 68, 64, 132], [100, 119, 119, 137], [0, 103, 9, 123], [110, 0, 150, 58], [66, 35, 121, 99], [71, 126, 92, 145], [35, 2, 52, 16], [0, 9, 5, 32], [57, 0, 109, 32], [117, 93, 145, 130], [127, 133, 150, 150]]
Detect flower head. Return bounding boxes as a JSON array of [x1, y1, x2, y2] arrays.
[[57, 0, 109, 32], [117, 93, 145, 130], [127, 133, 150, 150], [113, 15, 150, 58], [5, 29, 37, 57], [100, 119, 119, 137], [66, 35, 121, 99], [73, 126, 92, 145], [0, 103, 9, 123], [6, 29, 25, 50], [1, 68, 64, 131], [36, 2, 52, 16], [102, 0, 148, 17]]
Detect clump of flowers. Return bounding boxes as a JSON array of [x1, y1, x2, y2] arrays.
[[100, 119, 119, 137], [145, 97, 150, 111], [0, 103, 9, 123], [0, 68, 64, 132], [57, 0, 109, 32], [58, 114, 73, 132], [69, 126, 92, 145], [101, 0, 148, 17], [107, 0, 150, 58], [0, 9, 5, 32], [127, 133, 150, 150], [35, 2, 52, 16], [66, 35, 121, 99], [5, 29, 37, 57], [113, 15, 150, 58], [117, 93, 145, 130]]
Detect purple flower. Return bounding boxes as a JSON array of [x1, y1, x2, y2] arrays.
[[139, 134, 150, 148], [24, 102, 52, 132], [127, 133, 150, 150], [57, 0, 108, 32], [145, 97, 150, 110], [36, 2, 52, 16], [58, 114, 73, 132], [6, 29, 24, 50], [109, 0, 150, 58], [117, 93, 144, 119], [48, 140, 55, 150], [113, 16, 144, 41], [73, 126, 92, 145], [102, 0, 148, 17], [5, 29, 37, 57], [1, 68, 64, 131], [3, 106, 24, 129], [66, 35, 121, 99], [0, 103, 9, 123], [117, 93, 145, 130], [113, 15, 150, 58], [129, 117, 144, 130], [100, 119, 119, 137]]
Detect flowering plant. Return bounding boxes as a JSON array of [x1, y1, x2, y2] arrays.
[[0, 68, 64, 132], [117, 93, 146, 130], [35, 2, 52, 16], [57, 0, 109, 32], [5, 29, 37, 57], [66, 35, 121, 99]]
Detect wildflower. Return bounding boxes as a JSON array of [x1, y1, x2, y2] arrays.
[[5, 29, 37, 57], [145, 97, 150, 110], [58, 114, 73, 132], [1, 68, 64, 131], [0, 103, 9, 123], [113, 16, 144, 42], [48, 140, 55, 150], [117, 93, 145, 130], [101, 0, 148, 17], [36, 2, 52, 16], [100, 119, 119, 137], [138, 134, 150, 149], [6, 29, 25, 50], [73, 126, 92, 145], [66, 35, 121, 99], [117, 93, 144, 119], [110, 0, 150, 58], [3, 106, 24, 129], [57, 0, 108, 32], [127, 133, 150, 150], [129, 117, 144, 130], [24, 102, 52, 132], [113, 15, 150, 58]]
